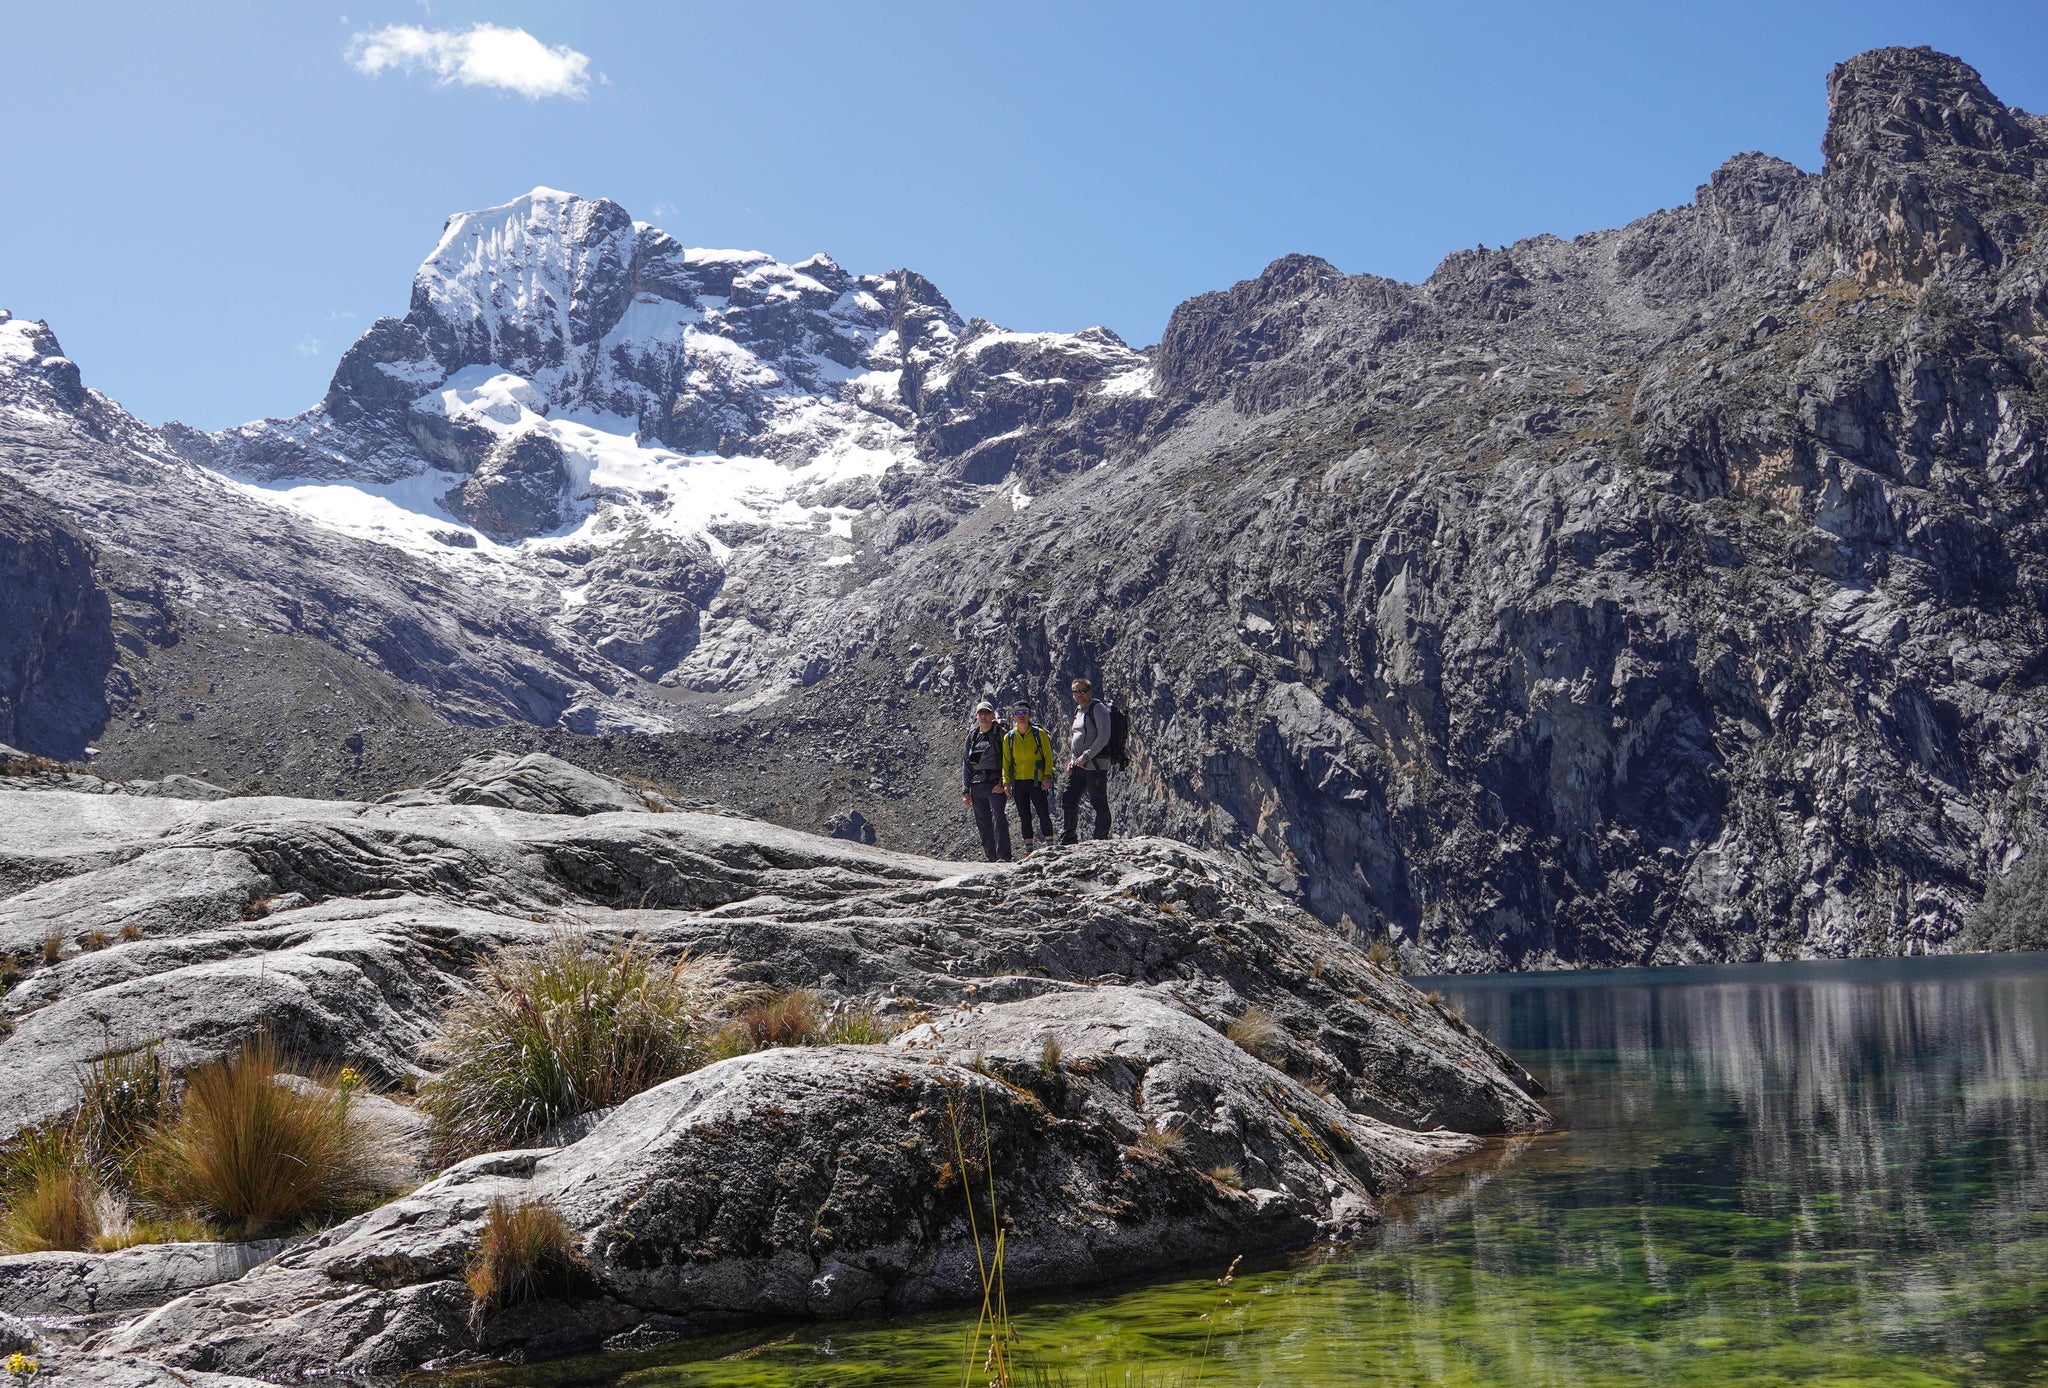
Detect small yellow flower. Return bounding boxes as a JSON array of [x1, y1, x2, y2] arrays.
[[6, 1351, 38, 1379], [336, 1066, 363, 1094]]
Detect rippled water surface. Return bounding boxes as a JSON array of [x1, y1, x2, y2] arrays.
[[465, 953, 2048, 1387]]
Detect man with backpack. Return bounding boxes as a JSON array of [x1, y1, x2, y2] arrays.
[[1002, 701, 1057, 853], [961, 699, 1012, 862], [1060, 677, 1122, 844]]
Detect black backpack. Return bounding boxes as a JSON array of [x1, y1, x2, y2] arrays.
[[1100, 699, 1131, 766]]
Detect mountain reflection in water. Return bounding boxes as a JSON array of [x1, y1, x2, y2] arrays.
[[456, 954, 2048, 1388]]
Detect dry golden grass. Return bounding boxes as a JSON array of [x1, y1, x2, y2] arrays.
[[465, 1197, 583, 1316], [1225, 1006, 1289, 1066], [0, 1165, 102, 1253], [718, 987, 827, 1054], [1133, 1124, 1186, 1156], [91, 1212, 211, 1251], [137, 1035, 386, 1238]]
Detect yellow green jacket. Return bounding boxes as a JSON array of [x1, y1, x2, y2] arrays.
[[1003, 724, 1056, 784]]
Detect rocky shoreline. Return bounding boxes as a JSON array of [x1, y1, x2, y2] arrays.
[[0, 752, 1546, 1382]]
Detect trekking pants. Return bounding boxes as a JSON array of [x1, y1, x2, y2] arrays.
[[1011, 781, 1055, 841], [1062, 766, 1112, 841], [969, 781, 1013, 861]]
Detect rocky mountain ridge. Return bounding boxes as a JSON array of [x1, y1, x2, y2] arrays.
[[5, 46, 2048, 968]]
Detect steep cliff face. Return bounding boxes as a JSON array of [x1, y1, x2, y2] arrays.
[[803, 46, 2048, 967], [3, 47, 2044, 969]]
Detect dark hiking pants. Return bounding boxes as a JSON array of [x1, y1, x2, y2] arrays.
[[1011, 781, 1055, 841], [1061, 766, 1112, 841], [970, 781, 1012, 861]]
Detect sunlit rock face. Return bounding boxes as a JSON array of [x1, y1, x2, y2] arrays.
[[6, 49, 2048, 967], [1, 754, 1543, 1376]]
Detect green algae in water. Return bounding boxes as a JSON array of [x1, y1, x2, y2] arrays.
[[442, 955, 2048, 1387]]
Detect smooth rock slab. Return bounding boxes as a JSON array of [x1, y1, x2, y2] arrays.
[[0, 1240, 296, 1320]]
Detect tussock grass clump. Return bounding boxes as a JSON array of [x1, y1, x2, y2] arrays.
[[466, 1197, 584, 1317], [74, 1049, 170, 1178], [421, 935, 728, 1158], [711, 990, 901, 1055], [40, 934, 62, 966], [80, 930, 111, 952], [0, 1129, 103, 1253], [0, 1126, 81, 1196], [1133, 1124, 1186, 1156], [723, 988, 827, 1052], [0, 1165, 103, 1253], [138, 1035, 386, 1238], [1225, 1007, 1288, 1066], [823, 1004, 901, 1046], [1207, 1163, 1245, 1190], [1364, 936, 1398, 968]]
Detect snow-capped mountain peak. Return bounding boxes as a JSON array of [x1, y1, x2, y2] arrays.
[[153, 189, 1146, 705], [189, 189, 1134, 538]]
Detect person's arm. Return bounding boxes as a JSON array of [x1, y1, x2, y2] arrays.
[[1001, 731, 1016, 786], [962, 734, 974, 795], [1074, 705, 1111, 766]]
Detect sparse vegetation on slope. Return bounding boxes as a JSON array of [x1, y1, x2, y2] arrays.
[[466, 1196, 585, 1318], [0, 1130, 101, 1253], [1, 1037, 390, 1249], [420, 934, 730, 1158], [1967, 849, 2048, 953], [137, 1036, 388, 1237]]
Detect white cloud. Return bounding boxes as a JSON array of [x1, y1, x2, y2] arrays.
[[295, 335, 324, 357], [347, 23, 591, 100]]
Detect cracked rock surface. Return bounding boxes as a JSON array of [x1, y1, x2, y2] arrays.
[[0, 754, 1542, 1378]]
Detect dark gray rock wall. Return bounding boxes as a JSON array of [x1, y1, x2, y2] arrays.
[[0, 483, 112, 760], [776, 47, 2048, 967]]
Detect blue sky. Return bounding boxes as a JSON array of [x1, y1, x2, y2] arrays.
[[6, 0, 2047, 430]]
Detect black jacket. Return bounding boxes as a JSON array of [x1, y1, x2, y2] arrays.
[[962, 725, 1004, 789]]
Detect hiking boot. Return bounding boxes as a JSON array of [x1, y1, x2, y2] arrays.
[[1058, 833, 1078, 846]]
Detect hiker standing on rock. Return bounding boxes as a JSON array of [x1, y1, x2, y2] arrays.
[[1061, 678, 1114, 844], [1003, 700, 1057, 855], [962, 700, 1012, 862]]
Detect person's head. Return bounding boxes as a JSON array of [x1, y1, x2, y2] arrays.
[[974, 699, 997, 728], [1010, 701, 1034, 729], [1070, 677, 1094, 706]]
